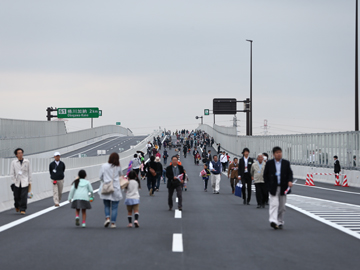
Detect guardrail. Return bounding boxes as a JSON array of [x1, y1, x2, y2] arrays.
[[0, 130, 161, 212]]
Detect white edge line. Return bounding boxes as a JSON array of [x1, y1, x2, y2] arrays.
[[172, 233, 183, 252], [294, 183, 360, 195], [286, 202, 360, 240], [289, 194, 360, 209], [0, 188, 99, 233]]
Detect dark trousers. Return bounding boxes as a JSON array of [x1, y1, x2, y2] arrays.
[[255, 183, 268, 206], [194, 157, 199, 165], [14, 184, 28, 211], [241, 173, 252, 203], [147, 175, 156, 194], [133, 168, 140, 177], [168, 185, 182, 208], [230, 178, 239, 192], [221, 163, 226, 172], [203, 178, 209, 190]]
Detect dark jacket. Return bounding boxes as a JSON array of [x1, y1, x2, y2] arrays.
[[146, 161, 158, 178], [156, 162, 163, 175], [334, 159, 341, 173], [238, 156, 254, 179], [263, 159, 293, 196], [166, 165, 185, 188], [49, 160, 66, 180]]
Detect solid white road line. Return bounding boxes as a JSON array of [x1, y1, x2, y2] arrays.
[[0, 188, 100, 233], [175, 210, 182, 219], [172, 233, 183, 252], [67, 137, 123, 158], [176, 197, 178, 203], [294, 183, 360, 195]]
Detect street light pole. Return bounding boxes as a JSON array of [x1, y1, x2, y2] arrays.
[[356, 0, 359, 131], [246, 39, 253, 136]]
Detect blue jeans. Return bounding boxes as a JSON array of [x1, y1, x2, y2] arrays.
[[156, 174, 161, 190], [103, 200, 120, 223]]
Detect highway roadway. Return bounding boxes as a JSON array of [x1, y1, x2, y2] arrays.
[[61, 135, 147, 158], [0, 142, 359, 269]]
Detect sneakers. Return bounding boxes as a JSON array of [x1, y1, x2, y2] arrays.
[[54, 204, 60, 207], [149, 188, 153, 196], [104, 219, 110, 227], [75, 217, 80, 226], [111, 223, 116, 228], [204, 189, 207, 192], [15, 208, 20, 213], [134, 221, 140, 228], [20, 211, 26, 215], [82, 223, 86, 228], [127, 223, 133, 228]]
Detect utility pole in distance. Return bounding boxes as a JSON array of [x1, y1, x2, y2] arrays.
[[356, 0, 359, 131]]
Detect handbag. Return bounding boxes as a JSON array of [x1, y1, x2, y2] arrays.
[[149, 167, 156, 177], [101, 168, 116, 194], [120, 176, 128, 189], [235, 182, 242, 198]]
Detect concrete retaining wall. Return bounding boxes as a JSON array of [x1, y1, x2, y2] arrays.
[[0, 131, 161, 212]]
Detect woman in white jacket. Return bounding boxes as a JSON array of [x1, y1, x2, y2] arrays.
[[99, 153, 123, 228]]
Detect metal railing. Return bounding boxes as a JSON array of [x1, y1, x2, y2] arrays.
[[199, 124, 360, 170]]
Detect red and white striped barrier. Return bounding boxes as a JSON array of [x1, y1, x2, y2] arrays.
[[306, 173, 349, 187]]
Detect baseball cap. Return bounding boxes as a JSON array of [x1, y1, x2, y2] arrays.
[[54, 152, 61, 156]]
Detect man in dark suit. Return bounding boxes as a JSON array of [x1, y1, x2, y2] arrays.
[[166, 156, 185, 211], [334, 155, 341, 176], [238, 148, 254, 205], [263, 146, 293, 230]]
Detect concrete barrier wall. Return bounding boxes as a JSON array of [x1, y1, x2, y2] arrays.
[[213, 124, 237, 136], [0, 123, 132, 158], [199, 124, 360, 188], [0, 131, 161, 212]]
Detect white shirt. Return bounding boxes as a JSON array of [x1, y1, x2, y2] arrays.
[[55, 160, 60, 166], [220, 154, 227, 163], [275, 159, 282, 185], [244, 157, 249, 172]]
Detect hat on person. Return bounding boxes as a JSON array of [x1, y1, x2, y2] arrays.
[[155, 157, 161, 162], [54, 152, 61, 156]]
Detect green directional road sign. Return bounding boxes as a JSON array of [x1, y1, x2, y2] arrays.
[[57, 108, 100, 118], [116, 122, 121, 125], [204, 109, 210, 116]]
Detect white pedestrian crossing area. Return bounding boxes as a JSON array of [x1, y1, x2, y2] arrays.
[[286, 195, 360, 240]]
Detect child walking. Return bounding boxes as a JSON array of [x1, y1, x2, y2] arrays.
[[68, 170, 93, 228], [124, 171, 141, 228], [200, 164, 211, 192]]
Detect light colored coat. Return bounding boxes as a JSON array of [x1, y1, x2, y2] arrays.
[[125, 180, 140, 200], [250, 161, 266, 184], [68, 179, 94, 201], [98, 163, 123, 201], [11, 159, 32, 188]]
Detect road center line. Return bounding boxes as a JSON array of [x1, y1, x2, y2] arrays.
[[175, 209, 182, 218], [172, 233, 183, 252]]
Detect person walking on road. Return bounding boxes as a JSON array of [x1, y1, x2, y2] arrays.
[[166, 156, 185, 211], [132, 154, 141, 177], [217, 143, 221, 154], [99, 153, 124, 228], [11, 148, 32, 215], [193, 147, 199, 165], [220, 151, 227, 172], [263, 147, 293, 230], [146, 156, 157, 196], [163, 149, 169, 165], [209, 155, 221, 194], [68, 170, 93, 228], [228, 157, 239, 194], [124, 171, 141, 228], [334, 155, 341, 179], [49, 152, 66, 207], [239, 148, 254, 205], [155, 156, 163, 191], [251, 154, 267, 209], [200, 163, 211, 192]]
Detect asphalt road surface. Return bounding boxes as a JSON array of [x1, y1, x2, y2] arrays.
[[61, 135, 147, 158], [1, 143, 360, 270]]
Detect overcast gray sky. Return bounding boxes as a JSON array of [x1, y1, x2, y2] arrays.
[[0, 0, 356, 135]]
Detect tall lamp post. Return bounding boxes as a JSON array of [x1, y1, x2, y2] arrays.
[[246, 39, 253, 136], [356, 0, 359, 131]]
